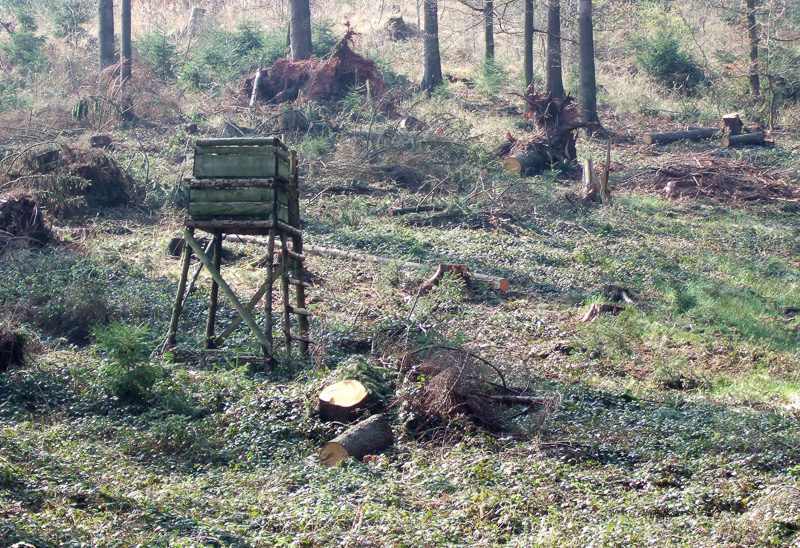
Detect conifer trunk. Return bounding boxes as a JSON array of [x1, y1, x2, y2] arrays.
[[289, 0, 312, 61], [120, 0, 132, 85], [422, 0, 443, 92], [484, 0, 494, 61], [746, 0, 760, 96], [98, 0, 115, 70], [524, 0, 534, 88], [578, 0, 598, 125], [545, 0, 564, 100]]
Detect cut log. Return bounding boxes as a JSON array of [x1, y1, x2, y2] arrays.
[[721, 131, 771, 148], [641, 128, 719, 145], [319, 414, 393, 466], [504, 144, 560, 175], [319, 379, 370, 422], [303, 245, 510, 291], [723, 113, 743, 136]]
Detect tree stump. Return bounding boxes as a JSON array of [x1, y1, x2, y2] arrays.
[[319, 414, 393, 466], [319, 379, 370, 422]]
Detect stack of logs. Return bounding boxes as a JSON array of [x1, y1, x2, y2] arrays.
[[641, 113, 773, 148]]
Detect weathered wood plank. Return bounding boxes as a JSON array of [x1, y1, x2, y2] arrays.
[[188, 201, 290, 222], [189, 188, 289, 205], [194, 150, 290, 180], [196, 137, 288, 150]]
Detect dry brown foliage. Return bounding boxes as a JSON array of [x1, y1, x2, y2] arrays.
[[628, 154, 799, 204]]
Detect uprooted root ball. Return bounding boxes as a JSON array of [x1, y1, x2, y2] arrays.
[[0, 193, 53, 253]]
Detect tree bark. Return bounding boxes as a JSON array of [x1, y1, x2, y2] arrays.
[[641, 128, 719, 145], [722, 131, 770, 147], [98, 0, 115, 70], [524, 0, 534, 89], [578, 0, 598, 125], [545, 0, 564, 100], [120, 0, 132, 86], [745, 0, 760, 96], [319, 414, 394, 466], [289, 0, 312, 61], [421, 0, 443, 92], [484, 0, 495, 62]]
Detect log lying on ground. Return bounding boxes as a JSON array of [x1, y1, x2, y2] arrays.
[[722, 131, 772, 148], [641, 128, 719, 145], [319, 414, 393, 466], [304, 244, 510, 291], [319, 379, 370, 423], [504, 144, 561, 175], [391, 205, 445, 216]]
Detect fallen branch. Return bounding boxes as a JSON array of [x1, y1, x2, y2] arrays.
[[391, 205, 446, 215], [579, 303, 624, 323]]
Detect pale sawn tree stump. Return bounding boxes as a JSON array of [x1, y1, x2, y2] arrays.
[[319, 379, 370, 423]]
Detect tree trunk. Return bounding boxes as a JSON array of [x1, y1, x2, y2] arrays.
[[120, 0, 132, 86], [422, 0, 443, 92], [722, 131, 770, 147], [98, 0, 115, 70], [641, 128, 719, 145], [319, 414, 394, 466], [545, 0, 564, 100], [289, 0, 312, 61], [577, 0, 598, 125], [524, 0, 534, 89], [484, 0, 495, 62], [746, 0, 760, 96]]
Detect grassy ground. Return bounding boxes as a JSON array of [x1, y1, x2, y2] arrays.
[[3, 0, 800, 546]]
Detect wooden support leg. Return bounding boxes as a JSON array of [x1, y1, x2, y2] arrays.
[[205, 229, 222, 349], [293, 233, 310, 356], [264, 228, 276, 363], [281, 232, 292, 358], [184, 229, 273, 355], [167, 229, 195, 347]]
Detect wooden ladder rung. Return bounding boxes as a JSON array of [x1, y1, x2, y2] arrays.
[[288, 277, 309, 287], [285, 249, 305, 262], [288, 306, 311, 316]]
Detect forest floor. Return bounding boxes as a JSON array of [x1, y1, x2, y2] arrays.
[[2, 58, 800, 547]]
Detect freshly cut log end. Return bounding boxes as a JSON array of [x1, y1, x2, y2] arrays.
[[319, 379, 369, 422], [504, 156, 523, 175], [319, 414, 393, 467]]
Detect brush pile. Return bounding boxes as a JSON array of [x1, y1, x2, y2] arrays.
[[628, 154, 799, 204], [0, 193, 52, 253], [243, 30, 385, 105], [2, 146, 132, 217], [399, 346, 559, 436]]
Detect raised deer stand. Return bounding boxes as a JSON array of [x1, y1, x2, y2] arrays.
[[166, 138, 310, 367]]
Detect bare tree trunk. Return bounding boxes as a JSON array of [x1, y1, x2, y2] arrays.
[[484, 0, 494, 61], [289, 0, 312, 61], [422, 0, 443, 92], [120, 0, 132, 86], [578, 0, 598, 125], [98, 0, 115, 70], [524, 0, 534, 88], [746, 0, 760, 96], [545, 0, 564, 100]]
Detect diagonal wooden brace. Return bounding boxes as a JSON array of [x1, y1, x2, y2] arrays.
[[214, 262, 283, 347], [184, 229, 273, 355]]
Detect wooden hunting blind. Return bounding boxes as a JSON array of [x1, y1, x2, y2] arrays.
[[167, 137, 310, 364]]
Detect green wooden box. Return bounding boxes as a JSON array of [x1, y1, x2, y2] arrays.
[[192, 137, 291, 181], [187, 181, 291, 223]]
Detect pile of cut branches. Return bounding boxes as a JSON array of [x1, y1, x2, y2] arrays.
[[0, 193, 52, 253], [627, 154, 799, 204], [398, 345, 560, 436]]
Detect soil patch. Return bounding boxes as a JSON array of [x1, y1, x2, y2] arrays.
[[626, 154, 799, 204]]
